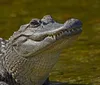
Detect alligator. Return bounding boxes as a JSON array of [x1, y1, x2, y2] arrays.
[[0, 15, 82, 85]]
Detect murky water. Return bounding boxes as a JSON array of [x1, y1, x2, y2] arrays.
[[0, 0, 100, 85]]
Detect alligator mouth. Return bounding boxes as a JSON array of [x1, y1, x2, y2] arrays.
[[47, 26, 82, 40], [44, 18, 82, 40]]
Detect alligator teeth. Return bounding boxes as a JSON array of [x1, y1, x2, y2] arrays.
[[15, 79, 18, 82], [52, 35, 55, 39], [0, 54, 2, 56], [53, 35, 56, 39], [49, 27, 81, 40]]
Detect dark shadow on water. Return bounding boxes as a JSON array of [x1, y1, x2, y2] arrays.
[[50, 81, 92, 85]]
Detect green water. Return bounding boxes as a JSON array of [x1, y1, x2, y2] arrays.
[[0, 0, 100, 85]]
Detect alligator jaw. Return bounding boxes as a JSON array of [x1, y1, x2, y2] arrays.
[[47, 26, 82, 40], [46, 18, 82, 40], [26, 18, 82, 58]]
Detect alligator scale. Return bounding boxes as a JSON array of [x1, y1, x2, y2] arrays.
[[0, 15, 82, 85]]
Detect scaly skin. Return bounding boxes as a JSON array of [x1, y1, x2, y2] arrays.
[[0, 15, 82, 85]]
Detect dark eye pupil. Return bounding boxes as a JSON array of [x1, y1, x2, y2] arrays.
[[30, 20, 39, 25]]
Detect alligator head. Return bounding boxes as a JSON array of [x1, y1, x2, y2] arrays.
[[6, 15, 82, 85], [9, 15, 82, 58]]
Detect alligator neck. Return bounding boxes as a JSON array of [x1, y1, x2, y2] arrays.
[[3, 44, 60, 85]]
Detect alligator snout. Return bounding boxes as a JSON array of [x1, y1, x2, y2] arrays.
[[63, 18, 82, 30]]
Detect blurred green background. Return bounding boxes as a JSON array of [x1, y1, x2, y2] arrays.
[[0, 0, 100, 85]]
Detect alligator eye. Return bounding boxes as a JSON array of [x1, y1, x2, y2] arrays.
[[30, 19, 41, 27]]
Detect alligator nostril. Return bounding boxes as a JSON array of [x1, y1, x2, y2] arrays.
[[64, 18, 82, 29], [74, 20, 82, 26]]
